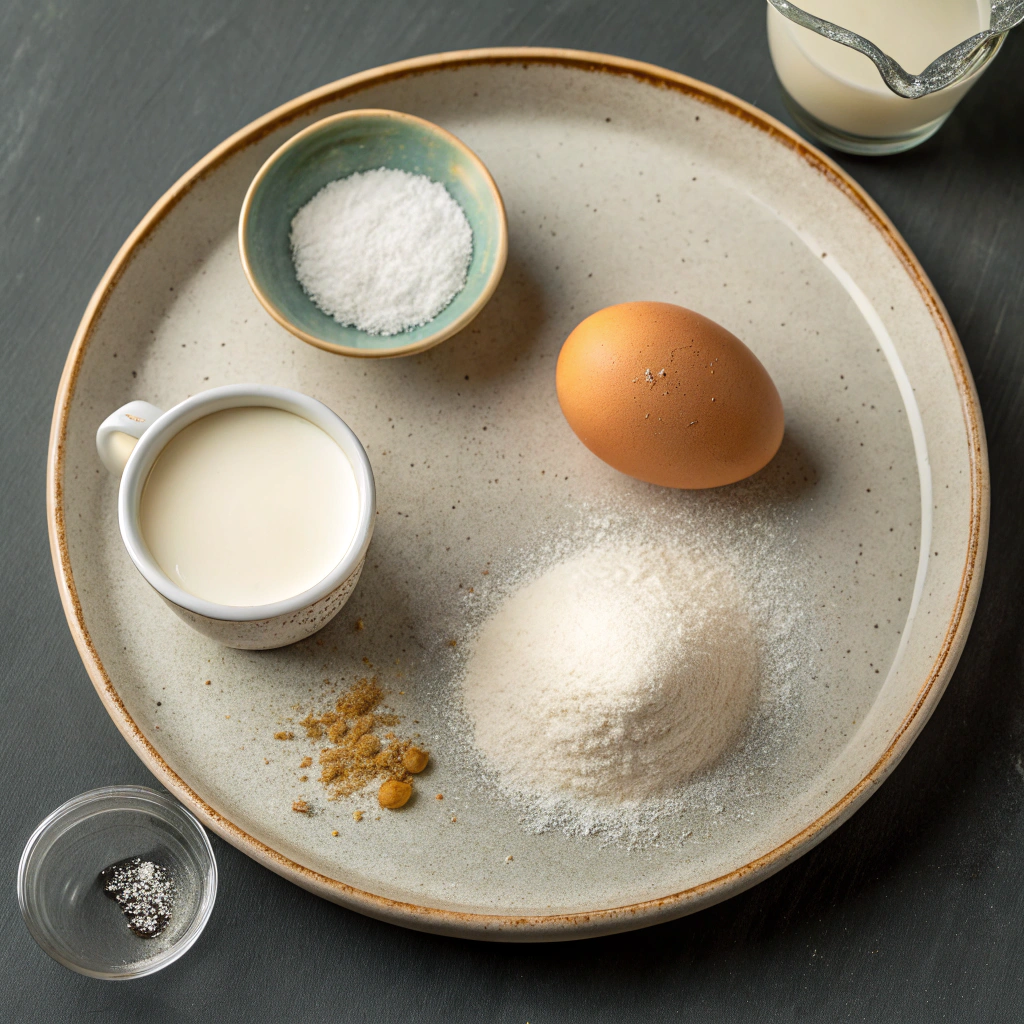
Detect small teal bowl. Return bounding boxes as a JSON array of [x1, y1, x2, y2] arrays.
[[239, 109, 508, 358]]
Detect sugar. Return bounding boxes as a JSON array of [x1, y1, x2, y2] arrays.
[[290, 167, 473, 336]]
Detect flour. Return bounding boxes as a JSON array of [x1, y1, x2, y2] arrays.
[[460, 544, 759, 808], [290, 167, 473, 336]]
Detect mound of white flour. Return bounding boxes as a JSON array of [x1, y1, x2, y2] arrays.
[[461, 545, 759, 805], [290, 167, 472, 336]]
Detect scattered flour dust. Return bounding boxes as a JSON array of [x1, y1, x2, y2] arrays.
[[461, 544, 760, 811], [290, 167, 473, 336]]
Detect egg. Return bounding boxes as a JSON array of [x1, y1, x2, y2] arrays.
[[555, 302, 784, 489]]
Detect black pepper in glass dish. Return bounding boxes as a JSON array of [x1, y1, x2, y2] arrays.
[[100, 856, 175, 938]]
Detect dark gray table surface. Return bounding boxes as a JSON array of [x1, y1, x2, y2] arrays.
[[3, 1, 1023, 1020]]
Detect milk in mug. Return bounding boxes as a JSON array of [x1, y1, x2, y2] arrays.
[[139, 406, 360, 607]]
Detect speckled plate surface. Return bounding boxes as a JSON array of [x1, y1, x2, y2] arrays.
[[47, 49, 988, 941]]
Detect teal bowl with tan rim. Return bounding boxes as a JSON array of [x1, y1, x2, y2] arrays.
[[239, 109, 508, 358]]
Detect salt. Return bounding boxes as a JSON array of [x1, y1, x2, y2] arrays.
[[290, 167, 473, 336]]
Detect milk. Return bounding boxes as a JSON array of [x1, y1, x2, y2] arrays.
[[768, 0, 990, 139], [140, 406, 359, 607]]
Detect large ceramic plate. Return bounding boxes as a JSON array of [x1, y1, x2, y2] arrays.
[[47, 49, 988, 940]]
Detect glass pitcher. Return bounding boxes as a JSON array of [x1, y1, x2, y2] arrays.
[[767, 0, 1016, 154]]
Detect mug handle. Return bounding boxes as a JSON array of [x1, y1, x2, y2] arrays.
[[96, 400, 165, 477]]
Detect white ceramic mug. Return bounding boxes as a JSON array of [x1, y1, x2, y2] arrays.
[[96, 384, 375, 650]]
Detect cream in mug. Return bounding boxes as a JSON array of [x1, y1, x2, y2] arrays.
[[139, 406, 359, 607], [768, 0, 990, 139]]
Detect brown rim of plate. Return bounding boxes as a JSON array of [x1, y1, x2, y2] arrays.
[[46, 47, 989, 941], [238, 107, 509, 359]]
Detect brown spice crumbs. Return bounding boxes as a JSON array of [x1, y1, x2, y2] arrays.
[[354, 619, 364, 631], [299, 775, 308, 782], [378, 779, 412, 809], [402, 747, 429, 774], [297, 677, 426, 803], [299, 756, 313, 769], [204, 680, 211, 686], [274, 731, 294, 741], [353, 810, 364, 822], [292, 799, 310, 814], [332, 830, 339, 836], [436, 794, 444, 800]]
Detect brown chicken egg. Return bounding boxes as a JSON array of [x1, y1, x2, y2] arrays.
[[555, 302, 784, 489]]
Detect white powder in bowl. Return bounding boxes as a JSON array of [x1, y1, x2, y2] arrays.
[[461, 544, 759, 806], [289, 167, 473, 336]]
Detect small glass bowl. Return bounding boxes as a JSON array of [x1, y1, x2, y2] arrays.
[[17, 785, 217, 979]]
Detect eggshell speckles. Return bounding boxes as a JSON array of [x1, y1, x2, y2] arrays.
[[555, 302, 785, 489]]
